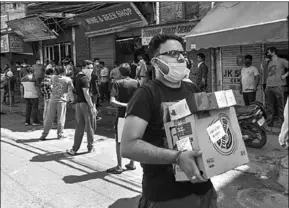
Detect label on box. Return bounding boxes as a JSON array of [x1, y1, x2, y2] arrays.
[[206, 120, 226, 143], [169, 99, 191, 121], [176, 137, 193, 151], [225, 90, 237, 106], [214, 91, 228, 108]]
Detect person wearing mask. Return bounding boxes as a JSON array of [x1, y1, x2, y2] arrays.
[[20, 67, 41, 126], [264, 47, 289, 129], [40, 68, 54, 122], [63, 59, 74, 79], [99, 61, 110, 102], [136, 55, 148, 86], [110, 61, 121, 85], [90, 65, 100, 109], [196, 53, 209, 92], [3, 64, 16, 106], [39, 66, 74, 140], [32, 59, 45, 88], [0, 68, 7, 114], [239, 54, 260, 106], [46, 60, 56, 73], [120, 34, 216, 207], [106, 63, 139, 174], [66, 60, 97, 155]]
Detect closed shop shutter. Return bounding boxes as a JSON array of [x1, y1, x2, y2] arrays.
[[188, 49, 212, 91], [265, 41, 288, 51], [90, 35, 115, 69], [221, 46, 244, 104]]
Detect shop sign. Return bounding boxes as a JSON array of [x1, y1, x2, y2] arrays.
[[77, 3, 148, 37], [7, 16, 56, 42], [141, 22, 197, 45], [1, 34, 9, 53], [1, 15, 8, 30], [223, 68, 241, 84]]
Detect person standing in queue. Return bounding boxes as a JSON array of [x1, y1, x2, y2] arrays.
[[120, 34, 217, 208], [106, 63, 139, 174], [67, 60, 97, 155]]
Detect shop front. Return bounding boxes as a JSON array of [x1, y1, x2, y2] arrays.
[[185, 2, 288, 104], [75, 3, 148, 69]]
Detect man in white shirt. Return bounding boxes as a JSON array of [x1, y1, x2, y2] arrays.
[[240, 54, 260, 106]]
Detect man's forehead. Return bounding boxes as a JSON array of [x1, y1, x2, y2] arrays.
[[159, 39, 183, 53]]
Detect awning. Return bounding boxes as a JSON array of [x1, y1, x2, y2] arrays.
[[185, 2, 288, 50], [75, 3, 148, 37], [1, 34, 34, 55], [7, 15, 57, 42]]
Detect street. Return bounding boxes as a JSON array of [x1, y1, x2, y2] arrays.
[[1, 101, 288, 208]]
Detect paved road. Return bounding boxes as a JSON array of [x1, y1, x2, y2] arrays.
[[1, 105, 288, 208]]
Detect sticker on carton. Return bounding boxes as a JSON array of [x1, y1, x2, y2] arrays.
[[176, 137, 193, 151], [225, 90, 237, 106], [169, 99, 191, 121], [214, 91, 228, 108], [206, 120, 226, 143]]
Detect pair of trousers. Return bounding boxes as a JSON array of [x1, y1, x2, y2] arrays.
[[138, 188, 218, 208], [243, 91, 256, 106], [0, 89, 4, 112], [72, 102, 94, 151], [100, 82, 109, 101], [42, 100, 67, 137], [265, 86, 284, 124], [43, 99, 50, 122], [25, 98, 39, 123]]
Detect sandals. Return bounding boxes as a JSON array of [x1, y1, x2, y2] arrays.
[[106, 167, 123, 174], [125, 164, 136, 170]]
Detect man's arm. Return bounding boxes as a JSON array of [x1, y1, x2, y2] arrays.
[[20, 84, 24, 98], [83, 88, 94, 108], [255, 75, 260, 89], [110, 96, 127, 108], [121, 115, 180, 164], [201, 64, 208, 84]]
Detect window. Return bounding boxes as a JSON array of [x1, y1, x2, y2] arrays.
[[44, 42, 72, 64]]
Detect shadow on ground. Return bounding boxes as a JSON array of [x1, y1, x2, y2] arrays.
[[108, 195, 141, 208]]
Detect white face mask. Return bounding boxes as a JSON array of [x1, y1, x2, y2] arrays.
[[153, 58, 189, 83], [83, 68, 93, 80]]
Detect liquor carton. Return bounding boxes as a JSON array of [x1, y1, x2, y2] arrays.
[[164, 107, 249, 181]]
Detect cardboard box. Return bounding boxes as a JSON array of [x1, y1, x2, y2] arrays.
[[164, 107, 249, 181], [207, 92, 219, 110]]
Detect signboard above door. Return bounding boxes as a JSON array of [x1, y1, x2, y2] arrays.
[[76, 3, 148, 37], [7, 15, 57, 42]]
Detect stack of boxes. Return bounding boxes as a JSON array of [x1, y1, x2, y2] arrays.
[[164, 89, 249, 181]]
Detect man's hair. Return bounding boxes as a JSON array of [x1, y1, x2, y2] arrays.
[[36, 59, 40, 62], [244, 54, 253, 61], [114, 61, 120, 66], [55, 66, 65, 75], [148, 34, 184, 57], [26, 67, 33, 74], [82, 60, 93, 68], [93, 58, 100, 62], [99, 61, 105, 66], [197, 53, 206, 60], [119, 63, 131, 77], [267, 47, 278, 55], [45, 68, 54, 75], [16, 61, 21, 65]]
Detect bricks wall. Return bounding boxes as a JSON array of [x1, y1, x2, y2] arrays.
[[160, 2, 212, 23], [74, 26, 90, 65]]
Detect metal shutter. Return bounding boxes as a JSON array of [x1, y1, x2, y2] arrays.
[[221, 46, 244, 105], [89, 35, 115, 69], [265, 41, 288, 50]]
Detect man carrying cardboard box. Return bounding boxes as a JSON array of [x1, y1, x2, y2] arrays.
[[121, 34, 217, 208]]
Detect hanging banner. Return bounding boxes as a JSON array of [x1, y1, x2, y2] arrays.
[[7, 16, 56, 42], [141, 22, 197, 45], [1, 34, 33, 54], [1, 15, 8, 30], [76, 3, 148, 37]]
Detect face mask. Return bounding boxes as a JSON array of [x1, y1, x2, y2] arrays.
[[245, 61, 251, 67], [153, 58, 189, 83], [267, 54, 272, 59]]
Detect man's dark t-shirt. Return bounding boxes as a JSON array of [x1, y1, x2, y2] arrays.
[[126, 80, 213, 202], [75, 73, 90, 103], [111, 78, 139, 117], [90, 73, 98, 95]]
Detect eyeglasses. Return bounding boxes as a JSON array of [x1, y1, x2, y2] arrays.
[[157, 50, 187, 59]]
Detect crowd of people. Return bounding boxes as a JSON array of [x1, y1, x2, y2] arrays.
[[0, 33, 288, 207]]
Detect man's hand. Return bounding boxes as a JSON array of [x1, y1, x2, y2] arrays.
[[90, 106, 97, 117], [281, 72, 289, 80], [178, 150, 207, 184]]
